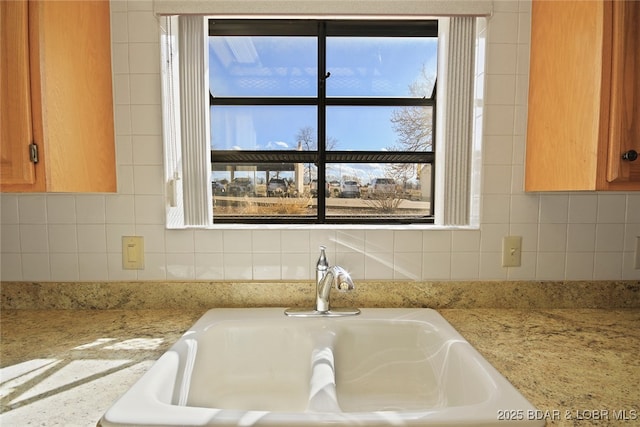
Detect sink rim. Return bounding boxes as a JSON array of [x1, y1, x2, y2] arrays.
[[100, 307, 544, 427]]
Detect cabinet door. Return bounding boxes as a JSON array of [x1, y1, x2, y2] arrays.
[[33, 0, 116, 192], [605, 0, 640, 185], [525, 0, 605, 191], [0, 0, 36, 186]]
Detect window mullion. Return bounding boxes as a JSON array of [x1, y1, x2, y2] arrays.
[[317, 22, 327, 223], [210, 97, 317, 106]]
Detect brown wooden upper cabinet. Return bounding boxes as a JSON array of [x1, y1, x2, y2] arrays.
[[0, 0, 116, 192], [525, 0, 640, 191]]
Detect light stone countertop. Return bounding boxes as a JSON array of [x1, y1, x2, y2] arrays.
[[1, 308, 639, 427]]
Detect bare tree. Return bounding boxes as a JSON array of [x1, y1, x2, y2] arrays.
[[296, 126, 315, 150], [385, 65, 435, 186], [296, 126, 338, 189], [295, 126, 337, 151]]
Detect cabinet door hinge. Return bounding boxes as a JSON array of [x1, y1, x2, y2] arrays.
[[29, 143, 39, 164]]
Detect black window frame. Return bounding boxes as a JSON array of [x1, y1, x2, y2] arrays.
[[209, 19, 437, 225]]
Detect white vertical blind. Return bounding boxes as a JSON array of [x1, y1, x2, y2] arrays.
[[161, 16, 184, 227], [178, 16, 213, 227], [440, 17, 476, 226]]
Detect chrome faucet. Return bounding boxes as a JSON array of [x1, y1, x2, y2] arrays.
[[316, 245, 329, 290], [316, 265, 354, 312], [285, 246, 360, 317]]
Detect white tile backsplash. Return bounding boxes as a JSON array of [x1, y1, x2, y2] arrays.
[[128, 43, 160, 74], [1, 0, 639, 283], [76, 196, 107, 224], [166, 253, 196, 279], [595, 224, 626, 253], [538, 223, 567, 253], [46, 196, 76, 224], [597, 195, 627, 223], [565, 252, 595, 280], [422, 230, 451, 252], [594, 252, 623, 280], [165, 229, 194, 253], [20, 225, 48, 253], [194, 229, 224, 253], [450, 252, 480, 280], [539, 195, 569, 224], [21, 253, 50, 281], [223, 230, 253, 254], [253, 253, 282, 280], [0, 224, 20, 253], [127, 11, 159, 43], [393, 230, 423, 253], [566, 224, 596, 253], [364, 253, 394, 280], [49, 225, 79, 253], [536, 252, 566, 280], [281, 230, 310, 253], [568, 194, 598, 224], [281, 252, 310, 280], [252, 230, 281, 253], [50, 253, 80, 281], [223, 253, 253, 280], [479, 251, 507, 280], [365, 230, 394, 253], [17, 196, 47, 224], [421, 252, 451, 280], [195, 252, 224, 280], [452, 230, 481, 252], [79, 253, 109, 281], [393, 252, 422, 280]]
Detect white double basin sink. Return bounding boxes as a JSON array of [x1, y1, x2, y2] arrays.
[[100, 308, 543, 426]]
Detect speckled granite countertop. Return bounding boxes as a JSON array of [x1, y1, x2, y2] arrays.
[[1, 308, 639, 427]]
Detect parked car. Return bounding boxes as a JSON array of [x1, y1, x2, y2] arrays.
[[211, 181, 226, 196], [340, 180, 360, 198], [327, 180, 341, 198], [368, 177, 396, 198], [227, 177, 254, 196], [267, 178, 290, 197]]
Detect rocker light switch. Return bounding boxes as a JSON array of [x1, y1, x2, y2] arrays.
[[122, 236, 144, 269]]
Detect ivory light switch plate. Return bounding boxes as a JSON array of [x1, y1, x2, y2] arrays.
[[502, 236, 522, 267], [122, 236, 144, 269]]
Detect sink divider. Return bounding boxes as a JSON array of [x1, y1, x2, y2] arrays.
[[306, 330, 342, 413]]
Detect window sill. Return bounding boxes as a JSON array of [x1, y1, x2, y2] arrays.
[[170, 223, 480, 231]]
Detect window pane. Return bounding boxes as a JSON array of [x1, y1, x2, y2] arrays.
[[209, 36, 317, 97], [211, 106, 317, 150], [211, 163, 317, 219], [324, 163, 432, 218], [326, 37, 437, 98], [326, 106, 433, 151]]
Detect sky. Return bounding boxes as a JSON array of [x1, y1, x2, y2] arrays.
[[209, 35, 437, 151], [208, 34, 437, 184]]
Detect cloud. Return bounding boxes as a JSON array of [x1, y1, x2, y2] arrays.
[[265, 140, 290, 149]]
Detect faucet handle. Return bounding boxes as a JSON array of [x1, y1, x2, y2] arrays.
[[333, 267, 355, 292], [317, 245, 329, 270]]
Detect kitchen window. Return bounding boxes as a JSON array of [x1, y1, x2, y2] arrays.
[[208, 20, 437, 224], [161, 12, 485, 228]]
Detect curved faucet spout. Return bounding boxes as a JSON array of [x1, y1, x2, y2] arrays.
[[316, 265, 354, 313]]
